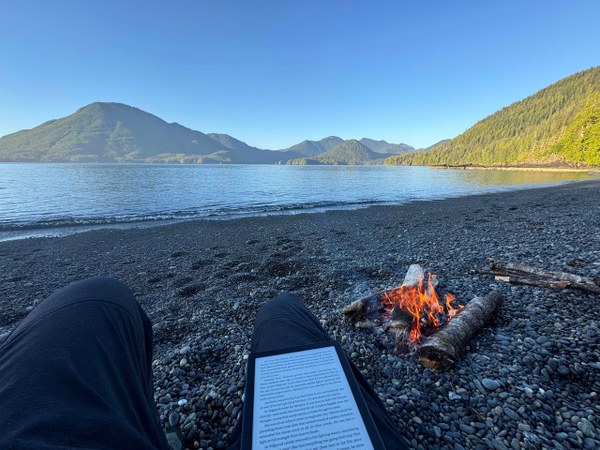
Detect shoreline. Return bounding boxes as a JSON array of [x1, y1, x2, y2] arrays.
[[1, 179, 599, 449], [429, 165, 600, 173], [1, 176, 596, 243]]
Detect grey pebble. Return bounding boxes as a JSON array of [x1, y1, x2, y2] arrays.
[[168, 412, 179, 427], [577, 418, 596, 438], [481, 378, 500, 390]]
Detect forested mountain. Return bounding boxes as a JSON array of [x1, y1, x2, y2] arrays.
[[385, 67, 600, 167], [359, 138, 414, 154], [0, 104, 413, 164], [0, 102, 282, 163], [288, 139, 387, 165], [279, 136, 345, 157]]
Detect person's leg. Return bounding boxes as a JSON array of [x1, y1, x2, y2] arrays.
[[0, 277, 169, 450], [229, 293, 409, 450]]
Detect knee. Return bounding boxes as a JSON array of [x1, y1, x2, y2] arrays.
[[258, 292, 301, 315], [43, 276, 137, 312]]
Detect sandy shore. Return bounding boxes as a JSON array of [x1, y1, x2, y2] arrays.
[[1, 179, 599, 449]]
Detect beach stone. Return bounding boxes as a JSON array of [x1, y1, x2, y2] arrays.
[[169, 412, 180, 426], [518, 423, 531, 432], [482, 378, 500, 390], [504, 408, 519, 420], [577, 418, 596, 438]]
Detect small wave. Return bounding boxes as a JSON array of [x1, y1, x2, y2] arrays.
[[0, 199, 387, 232]]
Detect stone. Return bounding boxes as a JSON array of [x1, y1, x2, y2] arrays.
[[577, 418, 596, 438], [504, 408, 519, 421], [169, 412, 180, 427], [518, 423, 531, 432], [481, 378, 501, 390]]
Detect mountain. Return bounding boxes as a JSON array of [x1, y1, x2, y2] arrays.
[[279, 136, 345, 157], [0, 102, 281, 163], [288, 139, 385, 165], [417, 139, 450, 152], [359, 138, 414, 154], [386, 67, 600, 167], [0, 102, 416, 164]]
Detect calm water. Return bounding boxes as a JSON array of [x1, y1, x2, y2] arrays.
[[0, 164, 592, 240]]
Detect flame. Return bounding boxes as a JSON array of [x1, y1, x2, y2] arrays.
[[382, 273, 463, 344]]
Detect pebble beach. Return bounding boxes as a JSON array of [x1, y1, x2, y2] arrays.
[[1, 179, 599, 450]]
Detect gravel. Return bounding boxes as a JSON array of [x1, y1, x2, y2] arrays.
[[1, 179, 599, 450]]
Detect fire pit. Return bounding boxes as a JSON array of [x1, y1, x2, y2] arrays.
[[343, 264, 503, 370]]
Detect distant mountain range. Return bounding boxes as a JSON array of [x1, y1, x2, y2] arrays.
[[0, 103, 414, 165], [4, 67, 597, 167], [385, 66, 600, 167], [288, 140, 394, 165]]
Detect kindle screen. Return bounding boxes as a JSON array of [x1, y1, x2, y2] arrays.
[[242, 341, 384, 449]]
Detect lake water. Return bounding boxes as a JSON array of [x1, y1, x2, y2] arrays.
[[0, 163, 592, 241]]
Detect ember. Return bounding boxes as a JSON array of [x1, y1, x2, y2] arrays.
[[381, 272, 463, 344]]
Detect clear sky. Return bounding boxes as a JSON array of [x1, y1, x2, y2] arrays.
[[1, 1, 599, 149]]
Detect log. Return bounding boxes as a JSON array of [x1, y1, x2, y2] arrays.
[[416, 291, 503, 370], [486, 258, 600, 294], [342, 263, 429, 320]]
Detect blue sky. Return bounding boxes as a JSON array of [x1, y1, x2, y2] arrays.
[[1, 1, 598, 149]]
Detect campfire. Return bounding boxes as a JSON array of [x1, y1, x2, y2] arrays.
[[343, 264, 502, 370], [381, 269, 463, 344]]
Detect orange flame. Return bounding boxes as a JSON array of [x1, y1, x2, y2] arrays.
[[382, 273, 463, 344]]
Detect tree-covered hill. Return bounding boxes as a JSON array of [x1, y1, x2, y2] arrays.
[[359, 138, 414, 154], [288, 139, 386, 165], [278, 136, 345, 157], [385, 67, 600, 167], [0, 102, 281, 163], [0, 104, 415, 164]]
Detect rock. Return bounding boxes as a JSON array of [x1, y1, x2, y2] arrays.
[[504, 408, 519, 421], [518, 423, 531, 432], [169, 412, 180, 427], [178, 399, 188, 406], [577, 418, 596, 438], [481, 378, 501, 390]]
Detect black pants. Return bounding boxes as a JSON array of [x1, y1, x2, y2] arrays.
[[0, 277, 407, 450]]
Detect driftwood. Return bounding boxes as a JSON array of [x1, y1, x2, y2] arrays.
[[484, 258, 600, 294], [417, 291, 503, 370]]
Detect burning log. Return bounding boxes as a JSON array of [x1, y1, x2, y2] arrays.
[[484, 259, 600, 294], [416, 291, 503, 370], [385, 264, 426, 352], [343, 264, 461, 353], [342, 264, 431, 320]]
